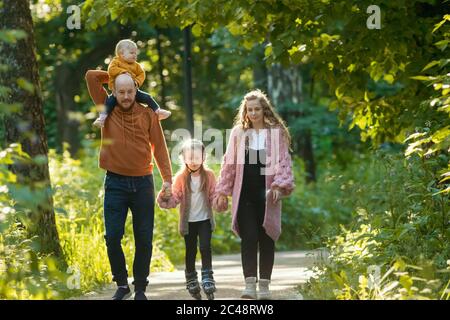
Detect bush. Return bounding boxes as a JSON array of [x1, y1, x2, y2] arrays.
[[0, 144, 66, 299], [300, 149, 450, 300], [279, 152, 375, 250]]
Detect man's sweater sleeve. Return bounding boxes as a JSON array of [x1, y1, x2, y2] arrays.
[[149, 112, 172, 183], [85, 70, 109, 105]]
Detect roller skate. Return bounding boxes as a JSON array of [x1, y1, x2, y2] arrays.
[[201, 268, 216, 300], [185, 270, 202, 300]]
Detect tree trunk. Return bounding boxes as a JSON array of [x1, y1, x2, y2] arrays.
[[54, 63, 81, 155], [156, 28, 167, 108], [183, 26, 194, 135], [0, 0, 63, 257], [252, 45, 268, 93], [267, 64, 317, 183]]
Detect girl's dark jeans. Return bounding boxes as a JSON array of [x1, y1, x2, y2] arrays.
[[184, 219, 212, 273]]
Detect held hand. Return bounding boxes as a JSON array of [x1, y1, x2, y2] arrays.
[[218, 194, 227, 208], [271, 188, 282, 203], [162, 182, 172, 199]]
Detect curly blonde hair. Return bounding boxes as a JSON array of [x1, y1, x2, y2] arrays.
[[115, 39, 137, 56], [233, 89, 292, 148]]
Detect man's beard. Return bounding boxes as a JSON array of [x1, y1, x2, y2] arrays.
[[117, 98, 136, 111]]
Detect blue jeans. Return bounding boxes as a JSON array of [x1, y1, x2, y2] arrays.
[[103, 171, 155, 291], [105, 89, 160, 114]]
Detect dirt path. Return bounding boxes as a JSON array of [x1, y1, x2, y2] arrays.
[[74, 250, 323, 300]]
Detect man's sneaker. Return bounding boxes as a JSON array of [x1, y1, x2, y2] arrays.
[[112, 286, 131, 300], [134, 291, 148, 300]]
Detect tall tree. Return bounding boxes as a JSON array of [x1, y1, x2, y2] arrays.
[[268, 64, 317, 182], [0, 0, 63, 257], [183, 26, 194, 134], [155, 27, 167, 109]]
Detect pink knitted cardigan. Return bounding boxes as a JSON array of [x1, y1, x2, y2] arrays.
[[213, 125, 295, 241], [157, 168, 227, 236]]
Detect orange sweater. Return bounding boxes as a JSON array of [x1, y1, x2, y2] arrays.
[[85, 70, 172, 182], [107, 56, 145, 90]]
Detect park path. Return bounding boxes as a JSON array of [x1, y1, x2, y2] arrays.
[[74, 250, 324, 300]]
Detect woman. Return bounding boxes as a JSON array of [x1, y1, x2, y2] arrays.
[[214, 89, 295, 299]]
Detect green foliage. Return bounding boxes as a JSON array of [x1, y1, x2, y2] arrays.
[[0, 20, 59, 299], [279, 97, 368, 165], [0, 144, 66, 299], [303, 223, 450, 300], [291, 13, 449, 300], [0, 19, 63, 299], [300, 150, 449, 300], [82, 1, 448, 146], [405, 15, 450, 196], [0, 224, 66, 299], [279, 153, 361, 250], [3, 0, 446, 300]]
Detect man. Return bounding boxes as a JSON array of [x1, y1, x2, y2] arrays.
[[85, 70, 172, 300]]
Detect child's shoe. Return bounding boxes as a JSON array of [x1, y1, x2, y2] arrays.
[[93, 112, 107, 128], [201, 268, 216, 300], [155, 108, 171, 120], [185, 270, 202, 300]]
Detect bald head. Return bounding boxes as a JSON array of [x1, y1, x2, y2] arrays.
[[114, 74, 136, 110], [115, 73, 136, 89]]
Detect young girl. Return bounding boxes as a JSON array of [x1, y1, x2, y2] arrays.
[[157, 139, 226, 300], [213, 89, 295, 300], [93, 39, 171, 127]]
